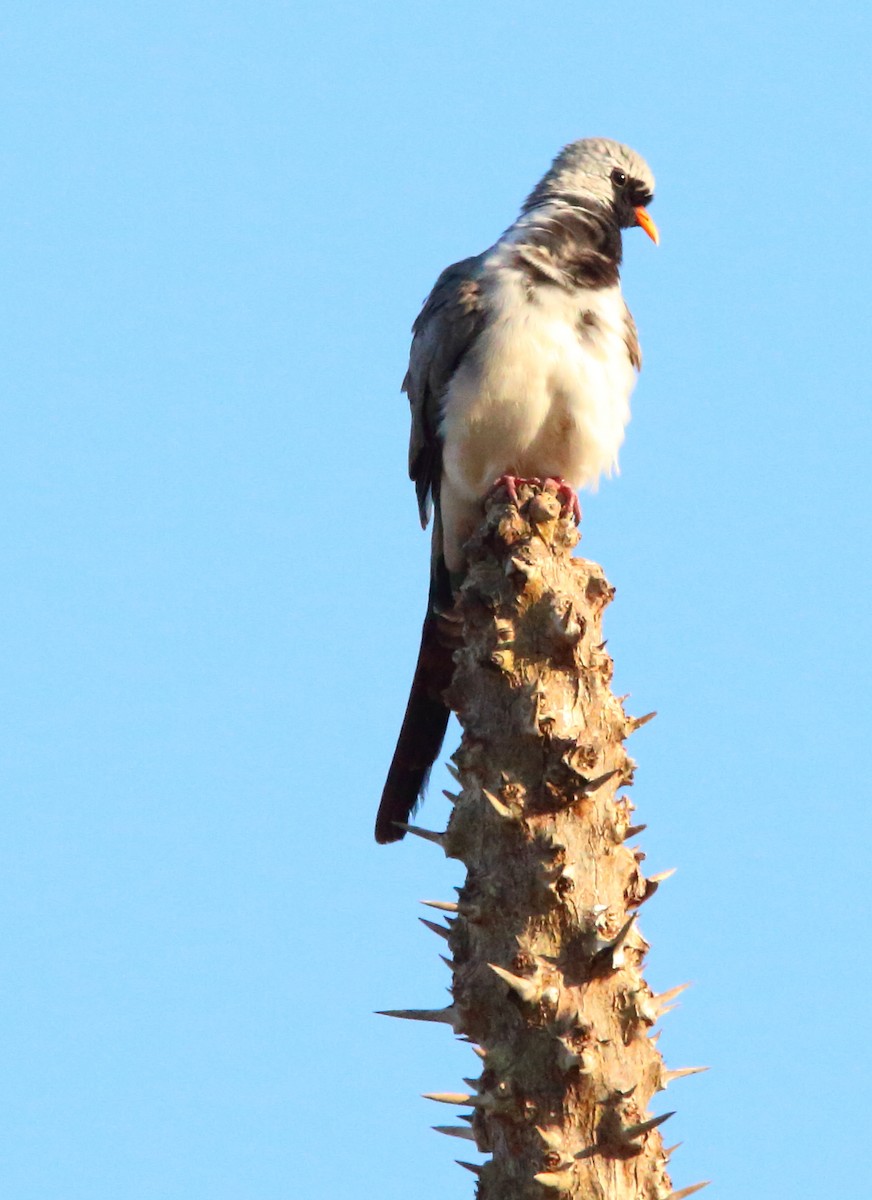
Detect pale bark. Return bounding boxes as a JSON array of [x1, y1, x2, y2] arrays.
[[385, 484, 706, 1200]]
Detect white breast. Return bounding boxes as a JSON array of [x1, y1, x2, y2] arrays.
[[436, 250, 637, 571], [441, 257, 636, 499]]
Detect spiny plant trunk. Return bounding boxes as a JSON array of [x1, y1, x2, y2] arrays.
[[383, 485, 707, 1200]]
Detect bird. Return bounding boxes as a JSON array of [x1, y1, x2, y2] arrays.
[[375, 137, 658, 844]]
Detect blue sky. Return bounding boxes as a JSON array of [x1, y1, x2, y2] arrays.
[[1, 2, 870, 1196]]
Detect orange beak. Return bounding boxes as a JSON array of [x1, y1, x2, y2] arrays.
[[633, 206, 660, 245]]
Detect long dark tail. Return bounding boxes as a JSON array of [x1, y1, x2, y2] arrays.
[[375, 558, 454, 844]]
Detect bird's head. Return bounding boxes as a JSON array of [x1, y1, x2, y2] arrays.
[[524, 137, 658, 244]]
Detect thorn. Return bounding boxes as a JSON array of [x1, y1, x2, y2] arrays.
[[438, 954, 453, 970], [483, 789, 515, 819], [445, 762, 462, 784], [535, 1126, 564, 1148], [556, 1038, 594, 1074], [661, 1066, 709, 1088], [395, 822, 445, 847], [593, 916, 636, 967], [533, 1171, 572, 1189], [489, 962, 541, 1003], [624, 823, 647, 840], [433, 1125, 476, 1141], [663, 1142, 683, 1159], [668, 1184, 711, 1200], [419, 917, 451, 940], [421, 899, 459, 913], [508, 555, 540, 581], [634, 993, 660, 1023], [555, 1040, 579, 1072], [423, 1092, 473, 1105], [582, 769, 619, 794], [470, 1045, 486, 1059], [635, 984, 690, 1022], [608, 916, 636, 948], [442, 789, 461, 805], [621, 1111, 674, 1141], [550, 604, 583, 644], [456, 1160, 483, 1176], [540, 862, 567, 886], [462, 1076, 481, 1089], [639, 868, 677, 904], [377, 1005, 460, 1030], [540, 828, 566, 854], [628, 711, 657, 732], [655, 983, 691, 1008], [573, 1144, 599, 1160]]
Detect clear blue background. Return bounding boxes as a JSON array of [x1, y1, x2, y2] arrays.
[[1, 3, 870, 1196]]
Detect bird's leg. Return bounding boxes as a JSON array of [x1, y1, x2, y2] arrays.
[[542, 477, 582, 525]]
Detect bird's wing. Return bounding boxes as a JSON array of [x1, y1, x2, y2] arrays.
[[404, 255, 488, 528], [377, 256, 486, 843]]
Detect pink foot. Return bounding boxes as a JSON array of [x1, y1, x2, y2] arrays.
[[542, 477, 582, 525], [490, 474, 542, 506]]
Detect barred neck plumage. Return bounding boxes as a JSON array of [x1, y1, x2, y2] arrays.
[[501, 199, 623, 290]]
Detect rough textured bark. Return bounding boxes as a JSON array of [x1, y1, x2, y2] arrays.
[[383, 484, 706, 1200]]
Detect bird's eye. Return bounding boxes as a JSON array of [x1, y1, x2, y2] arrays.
[[611, 168, 627, 187]]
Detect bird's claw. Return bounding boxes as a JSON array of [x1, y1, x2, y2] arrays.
[[490, 474, 542, 506], [542, 477, 582, 525], [490, 474, 581, 525]]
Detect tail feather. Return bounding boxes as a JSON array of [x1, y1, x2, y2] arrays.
[[375, 609, 453, 844]]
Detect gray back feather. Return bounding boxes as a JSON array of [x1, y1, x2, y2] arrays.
[[404, 254, 487, 527]]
